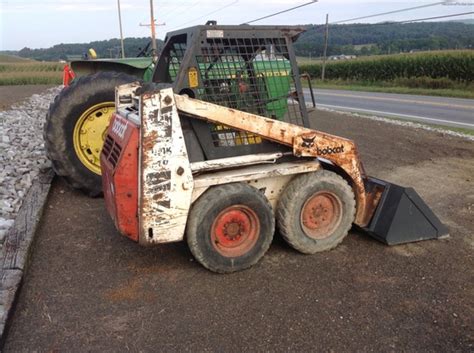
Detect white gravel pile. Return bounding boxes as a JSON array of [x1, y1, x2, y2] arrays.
[[0, 86, 62, 244]]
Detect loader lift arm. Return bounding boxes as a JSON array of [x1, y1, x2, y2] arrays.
[[174, 94, 380, 227]]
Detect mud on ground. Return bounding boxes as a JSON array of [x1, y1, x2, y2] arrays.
[[0, 85, 56, 110], [4, 109, 474, 351]]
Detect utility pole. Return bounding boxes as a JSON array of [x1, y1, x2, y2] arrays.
[[321, 14, 329, 81], [149, 0, 157, 55], [140, 0, 165, 60], [117, 0, 125, 58]]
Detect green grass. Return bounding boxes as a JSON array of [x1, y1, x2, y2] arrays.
[[439, 126, 474, 136], [0, 54, 63, 85], [310, 80, 474, 99], [0, 54, 33, 63]]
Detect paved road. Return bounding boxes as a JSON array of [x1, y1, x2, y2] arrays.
[[304, 88, 474, 129]]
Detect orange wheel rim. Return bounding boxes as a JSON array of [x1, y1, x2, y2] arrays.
[[211, 205, 260, 257], [300, 191, 342, 239]]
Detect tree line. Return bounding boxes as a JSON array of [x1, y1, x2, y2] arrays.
[[295, 21, 474, 57], [3, 38, 164, 61], [1, 21, 473, 61]]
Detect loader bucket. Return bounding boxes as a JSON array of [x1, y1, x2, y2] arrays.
[[363, 178, 449, 245]]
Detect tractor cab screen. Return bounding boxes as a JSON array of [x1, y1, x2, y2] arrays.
[[194, 37, 305, 126], [193, 36, 306, 151], [154, 34, 187, 83]]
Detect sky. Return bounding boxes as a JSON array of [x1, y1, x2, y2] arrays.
[[0, 0, 473, 50]]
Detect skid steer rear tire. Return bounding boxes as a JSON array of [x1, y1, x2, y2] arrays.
[[44, 71, 138, 197], [276, 170, 356, 254], [186, 183, 275, 274]]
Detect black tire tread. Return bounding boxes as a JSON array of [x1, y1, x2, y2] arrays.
[[276, 170, 356, 254], [186, 182, 275, 273], [44, 71, 138, 196]]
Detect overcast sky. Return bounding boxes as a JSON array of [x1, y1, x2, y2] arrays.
[[0, 0, 473, 50]]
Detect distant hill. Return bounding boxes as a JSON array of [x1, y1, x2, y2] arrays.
[[449, 19, 474, 25], [1, 21, 473, 61], [295, 21, 474, 57]]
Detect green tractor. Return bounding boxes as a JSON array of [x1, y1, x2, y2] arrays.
[[45, 25, 307, 196]]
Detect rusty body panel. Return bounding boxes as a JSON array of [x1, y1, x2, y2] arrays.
[[101, 114, 140, 241], [191, 152, 285, 173], [193, 161, 321, 189], [192, 161, 321, 209], [139, 91, 194, 245], [174, 92, 379, 227]]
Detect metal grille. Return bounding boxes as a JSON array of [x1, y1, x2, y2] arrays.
[[168, 40, 187, 82], [194, 37, 304, 148], [102, 135, 122, 169]]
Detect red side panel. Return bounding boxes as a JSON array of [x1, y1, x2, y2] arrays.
[[101, 114, 139, 241]]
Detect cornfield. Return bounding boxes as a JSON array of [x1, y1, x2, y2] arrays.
[[299, 50, 474, 83], [0, 57, 63, 85]]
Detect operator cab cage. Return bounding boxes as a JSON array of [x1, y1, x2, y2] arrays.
[[152, 24, 309, 160]]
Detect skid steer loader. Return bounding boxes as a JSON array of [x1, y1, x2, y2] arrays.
[[100, 24, 448, 273]]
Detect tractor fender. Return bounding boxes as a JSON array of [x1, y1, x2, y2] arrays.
[[70, 58, 154, 81]]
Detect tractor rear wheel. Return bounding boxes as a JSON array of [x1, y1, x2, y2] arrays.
[[276, 170, 356, 254], [44, 71, 137, 196], [186, 183, 275, 273]]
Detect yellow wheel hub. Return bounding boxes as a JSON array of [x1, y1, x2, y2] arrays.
[[73, 102, 114, 175]]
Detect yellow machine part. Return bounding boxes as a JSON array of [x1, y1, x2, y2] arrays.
[[73, 102, 114, 175], [88, 48, 98, 59]]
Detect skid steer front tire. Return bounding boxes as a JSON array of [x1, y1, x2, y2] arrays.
[[276, 170, 356, 254], [186, 183, 275, 274], [44, 72, 138, 196]]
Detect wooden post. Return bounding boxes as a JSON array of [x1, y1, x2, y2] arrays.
[[140, 0, 165, 61], [117, 0, 125, 58], [321, 14, 329, 81], [149, 0, 157, 57]]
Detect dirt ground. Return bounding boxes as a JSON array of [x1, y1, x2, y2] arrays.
[[0, 85, 56, 110], [3, 106, 474, 351]]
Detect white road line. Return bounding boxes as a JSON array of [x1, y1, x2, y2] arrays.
[[317, 104, 474, 128]]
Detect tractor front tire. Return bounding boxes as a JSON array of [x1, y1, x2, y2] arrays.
[[276, 170, 356, 254], [186, 183, 275, 273], [44, 71, 137, 196]]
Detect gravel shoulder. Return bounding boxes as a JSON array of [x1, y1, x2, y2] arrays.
[[3, 107, 474, 351]]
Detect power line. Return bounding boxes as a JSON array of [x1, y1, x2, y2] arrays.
[[303, 12, 474, 56], [337, 11, 474, 29], [243, 0, 318, 25], [310, 11, 474, 32], [331, 2, 446, 24], [161, 0, 201, 23], [167, 0, 239, 31], [394, 11, 474, 24]]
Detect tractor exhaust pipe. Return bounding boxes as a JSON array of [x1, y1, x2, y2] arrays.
[[362, 178, 449, 245]]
